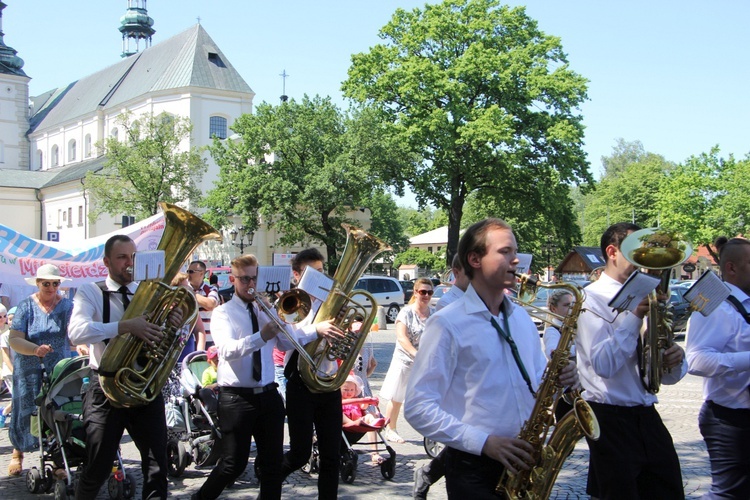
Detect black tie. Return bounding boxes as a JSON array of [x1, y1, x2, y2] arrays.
[[248, 303, 262, 381], [118, 285, 131, 310]]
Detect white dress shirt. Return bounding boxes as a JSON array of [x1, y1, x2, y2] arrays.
[[435, 285, 464, 311], [576, 272, 687, 406], [212, 294, 297, 388], [404, 284, 547, 456], [686, 282, 750, 409], [69, 277, 137, 370], [542, 324, 576, 360]]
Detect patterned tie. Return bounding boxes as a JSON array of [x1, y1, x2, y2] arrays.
[[248, 303, 262, 381], [118, 285, 131, 310]]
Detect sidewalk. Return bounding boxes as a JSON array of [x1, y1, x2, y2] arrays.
[[0, 328, 711, 498]]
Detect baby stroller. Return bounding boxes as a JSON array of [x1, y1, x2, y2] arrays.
[[165, 350, 222, 477], [26, 356, 133, 500]]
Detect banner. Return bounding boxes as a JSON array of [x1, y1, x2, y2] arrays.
[[0, 212, 165, 288]]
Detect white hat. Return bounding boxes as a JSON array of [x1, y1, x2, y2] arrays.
[[24, 264, 70, 285], [344, 373, 363, 395]]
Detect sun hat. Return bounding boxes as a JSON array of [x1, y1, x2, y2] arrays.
[[7, 307, 16, 316], [206, 346, 218, 361], [24, 264, 70, 286], [345, 373, 363, 395]]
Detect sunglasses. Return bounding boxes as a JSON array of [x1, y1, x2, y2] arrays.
[[40, 281, 61, 288], [186, 269, 205, 275], [232, 275, 257, 285], [417, 289, 434, 296], [0, 315, 6, 319]]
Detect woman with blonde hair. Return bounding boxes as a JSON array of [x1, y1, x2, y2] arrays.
[[379, 277, 435, 443]]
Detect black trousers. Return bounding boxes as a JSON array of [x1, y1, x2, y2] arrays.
[[197, 386, 285, 500], [585, 401, 684, 500], [281, 372, 342, 500], [76, 374, 168, 500], [444, 448, 503, 499], [699, 400, 750, 499]]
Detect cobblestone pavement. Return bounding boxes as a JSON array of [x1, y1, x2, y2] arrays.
[[0, 325, 710, 499]]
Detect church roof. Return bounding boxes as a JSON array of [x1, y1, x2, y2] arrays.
[[29, 24, 253, 133], [0, 156, 108, 189]]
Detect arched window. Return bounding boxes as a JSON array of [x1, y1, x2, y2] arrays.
[[111, 127, 119, 141], [209, 116, 228, 139], [84, 134, 92, 158], [68, 139, 77, 161], [51, 145, 59, 167], [37, 150, 43, 169]]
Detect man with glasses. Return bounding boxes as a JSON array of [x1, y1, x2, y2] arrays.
[[193, 254, 291, 500], [187, 260, 219, 349]]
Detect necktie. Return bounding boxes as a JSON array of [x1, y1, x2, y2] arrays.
[[490, 316, 535, 396], [248, 303, 262, 381], [118, 285, 131, 310]]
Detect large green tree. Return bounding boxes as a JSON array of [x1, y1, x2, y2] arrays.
[[85, 112, 206, 220], [343, 0, 593, 265], [204, 96, 414, 266]]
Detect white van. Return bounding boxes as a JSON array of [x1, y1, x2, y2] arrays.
[[351, 275, 405, 323]]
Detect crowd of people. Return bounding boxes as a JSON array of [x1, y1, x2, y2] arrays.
[[0, 218, 748, 499]]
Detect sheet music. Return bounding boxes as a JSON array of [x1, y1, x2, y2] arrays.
[[608, 271, 660, 312], [132, 250, 165, 281], [684, 270, 731, 316], [256, 266, 292, 295], [297, 267, 334, 303]]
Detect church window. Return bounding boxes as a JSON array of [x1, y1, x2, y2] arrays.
[[68, 139, 77, 161], [51, 145, 59, 167], [38, 150, 43, 169], [209, 116, 227, 139], [78, 206, 83, 226], [111, 127, 119, 140], [84, 134, 92, 157]]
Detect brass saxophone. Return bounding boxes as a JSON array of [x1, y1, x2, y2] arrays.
[[498, 274, 600, 499], [98, 203, 222, 407], [297, 224, 391, 393]]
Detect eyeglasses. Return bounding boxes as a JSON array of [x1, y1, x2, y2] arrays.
[[417, 289, 434, 296], [186, 269, 205, 275], [40, 281, 61, 288], [233, 275, 257, 285]]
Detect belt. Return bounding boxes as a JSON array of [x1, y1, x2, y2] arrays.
[[221, 383, 278, 395]]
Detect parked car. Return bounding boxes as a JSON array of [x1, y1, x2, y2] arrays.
[[429, 284, 451, 308], [400, 280, 414, 303], [207, 266, 233, 302], [352, 275, 405, 323], [670, 286, 692, 334]]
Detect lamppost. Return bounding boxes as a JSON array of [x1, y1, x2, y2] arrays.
[[542, 235, 558, 282], [229, 226, 254, 254]]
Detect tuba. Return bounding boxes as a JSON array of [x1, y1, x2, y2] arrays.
[[297, 224, 391, 393], [498, 274, 600, 499], [98, 203, 222, 407], [620, 227, 692, 393]]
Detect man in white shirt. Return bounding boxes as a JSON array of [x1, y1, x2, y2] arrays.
[[193, 254, 289, 500], [69, 235, 180, 500], [686, 236, 750, 499], [435, 254, 469, 311], [576, 222, 686, 499], [405, 218, 577, 498]]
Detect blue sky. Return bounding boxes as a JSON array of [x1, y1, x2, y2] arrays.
[[5, 1, 750, 203]]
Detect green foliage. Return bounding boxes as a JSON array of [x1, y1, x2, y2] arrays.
[[343, 0, 593, 266], [397, 206, 448, 237], [393, 247, 445, 271], [85, 112, 206, 220], [367, 190, 410, 255]]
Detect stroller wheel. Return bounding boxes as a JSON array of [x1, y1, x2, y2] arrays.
[[54, 478, 72, 500], [340, 460, 357, 484], [166, 439, 189, 477], [27, 467, 44, 493], [44, 465, 56, 493], [423, 437, 445, 458], [123, 477, 135, 499], [381, 456, 396, 479]]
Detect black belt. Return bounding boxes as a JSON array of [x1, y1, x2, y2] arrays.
[[587, 401, 655, 415], [220, 383, 278, 395]]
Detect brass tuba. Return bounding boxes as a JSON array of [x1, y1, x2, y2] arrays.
[[297, 224, 391, 393], [620, 227, 692, 393], [98, 203, 222, 407], [498, 274, 600, 499]]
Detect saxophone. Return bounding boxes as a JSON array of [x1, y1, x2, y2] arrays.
[[98, 203, 222, 408], [497, 274, 600, 499]]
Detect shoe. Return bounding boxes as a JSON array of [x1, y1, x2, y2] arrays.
[[384, 428, 405, 444], [370, 452, 386, 465], [0, 413, 5, 429], [413, 466, 431, 499], [8, 450, 22, 476]]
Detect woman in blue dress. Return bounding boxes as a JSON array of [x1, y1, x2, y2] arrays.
[[8, 264, 73, 476]]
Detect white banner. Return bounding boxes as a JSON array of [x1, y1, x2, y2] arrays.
[[0, 212, 165, 288]]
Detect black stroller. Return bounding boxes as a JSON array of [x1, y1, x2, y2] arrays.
[[165, 350, 222, 477], [26, 356, 133, 499]]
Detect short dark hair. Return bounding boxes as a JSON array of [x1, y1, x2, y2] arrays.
[[600, 222, 640, 263], [458, 218, 512, 280], [292, 248, 325, 274], [209, 273, 218, 285], [715, 236, 750, 273], [104, 235, 134, 259], [451, 253, 463, 272], [189, 260, 207, 271]]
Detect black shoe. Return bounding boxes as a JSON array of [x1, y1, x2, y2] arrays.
[[413, 466, 431, 499]]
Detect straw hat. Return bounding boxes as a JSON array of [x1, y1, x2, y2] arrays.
[[24, 264, 70, 285]]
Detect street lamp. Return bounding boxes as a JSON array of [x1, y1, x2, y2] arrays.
[[542, 235, 558, 282], [229, 226, 255, 254]]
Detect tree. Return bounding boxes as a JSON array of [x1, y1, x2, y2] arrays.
[[204, 96, 414, 267], [85, 112, 207, 220], [343, 0, 593, 265], [393, 247, 445, 273], [368, 190, 410, 255], [397, 206, 449, 237]]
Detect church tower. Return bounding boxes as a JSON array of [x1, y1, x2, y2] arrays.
[[119, 0, 156, 58], [0, 1, 30, 170]]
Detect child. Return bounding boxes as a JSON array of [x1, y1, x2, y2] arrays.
[[201, 346, 218, 388], [341, 373, 386, 464]]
